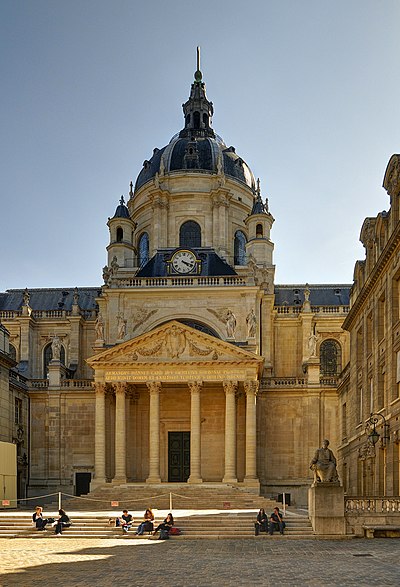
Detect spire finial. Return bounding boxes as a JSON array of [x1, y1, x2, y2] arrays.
[[194, 46, 202, 83], [129, 181, 133, 197], [256, 178, 261, 197], [120, 195, 125, 206]]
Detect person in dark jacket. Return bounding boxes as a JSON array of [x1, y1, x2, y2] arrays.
[[54, 509, 71, 536], [254, 508, 268, 535], [268, 507, 286, 535], [32, 506, 51, 531], [120, 510, 133, 533], [153, 513, 174, 539]]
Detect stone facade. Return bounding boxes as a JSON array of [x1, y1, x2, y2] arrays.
[[0, 67, 352, 506], [338, 154, 400, 498]]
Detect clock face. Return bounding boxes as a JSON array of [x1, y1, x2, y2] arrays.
[[171, 250, 197, 274]]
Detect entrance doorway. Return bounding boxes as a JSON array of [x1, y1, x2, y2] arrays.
[[75, 472, 91, 496], [168, 432, 190, 482]]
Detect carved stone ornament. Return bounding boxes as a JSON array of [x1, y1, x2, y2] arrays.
[[243, 380, 259, 396], [360, 218, 376, 250], [131, 307, 158, 332], [383, 154, 400, 197], [223, 380, 238, 395], [147, 381, 162, 393], [358, 442, 376, 460], [188, 381, 202, 394]]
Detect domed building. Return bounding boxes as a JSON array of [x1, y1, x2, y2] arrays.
[[0, 62, 351, 505]]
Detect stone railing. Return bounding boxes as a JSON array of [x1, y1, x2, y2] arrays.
[[275, 305, 349, 315], [0, 310, 22, 319], [112, 275, 248, 288], [320, 376, 339, 386], [60, 379, 93, 389], [345, 497, 400, 513], [261, 377, 306, 387], [29, 379, 49, 389], [0, 309, 96, 320]]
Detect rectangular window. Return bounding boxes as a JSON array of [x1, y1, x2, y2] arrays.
[[366, 312, 373, 356], [378, 294, 385, 342], [342, 403, 347, 440], [377, 366, 385, 410], [14, 397, 22, 425], [369, 377, 374, 415], [357, 387, 363, 424]]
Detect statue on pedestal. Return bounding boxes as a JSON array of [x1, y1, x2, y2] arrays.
[[310, 439, 339, 483]]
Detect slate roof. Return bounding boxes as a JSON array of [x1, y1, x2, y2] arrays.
[[0, 288, 101, 312], [274, 284, 351, 307], [136, 248, 237, 277]]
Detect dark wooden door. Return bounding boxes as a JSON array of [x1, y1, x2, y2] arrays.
[[75, 472, 91, 496], [168, 432, 190, 482]]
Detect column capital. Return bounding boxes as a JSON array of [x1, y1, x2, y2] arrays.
[[114, 382, 127, 396], [188, 381, 203, 394], [93, 382, 106, 396], [223, 380, 238, 395], [147, 381, 162, 394], [244, 380, 259, 396]]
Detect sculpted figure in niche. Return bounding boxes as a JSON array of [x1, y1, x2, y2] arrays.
[[117, 313, 127, 340], [226, 309, 237, 338], [309, 439, 339, 483], [246, 309, 256, 338], [95, 313, 104, 340], [51, 335, 62, 361], [308, 330, 318, 357]]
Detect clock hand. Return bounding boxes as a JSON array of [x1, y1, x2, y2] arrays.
[[182, 260, 194, 267]]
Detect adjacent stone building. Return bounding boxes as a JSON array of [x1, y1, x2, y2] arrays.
[[0, 65, 352, 506], [338, 154, 400, 498]]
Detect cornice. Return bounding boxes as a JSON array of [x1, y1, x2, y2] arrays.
[[343, 222, 400, 330]]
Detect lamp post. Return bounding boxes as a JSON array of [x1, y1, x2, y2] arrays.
[[365, 413, 390, 447]]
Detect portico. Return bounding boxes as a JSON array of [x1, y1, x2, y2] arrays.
[[87, 321, 263, 488]]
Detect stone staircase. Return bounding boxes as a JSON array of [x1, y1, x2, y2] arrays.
[[0, 511, 314, 540], [59, 483, 279, 512]]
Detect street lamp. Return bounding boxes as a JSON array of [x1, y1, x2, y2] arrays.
[[366, 413, 390, 446]]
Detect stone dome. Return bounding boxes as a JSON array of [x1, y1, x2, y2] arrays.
[[134, 68, 256, 193]]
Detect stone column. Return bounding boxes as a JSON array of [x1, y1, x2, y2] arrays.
[[94, 383, 106, 484], [146, 382, 161, 483], [244, 380, 259, 483], [113, 382, 127, 483], [223, 381, 238, 483], [188, 381, 203, 484]]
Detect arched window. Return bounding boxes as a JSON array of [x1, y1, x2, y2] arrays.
[[256, 223, 263, 238], [320, 339, 342, 376], [203, 113, 209, 126], [43, 343, 65, 378], [234, 230, 247, 265], [193, 111, 200, 129], [138, 232, 149, 266], [9, 344, 16, 361], [179, 221, 201, 248], [116, 227, 123, 242]]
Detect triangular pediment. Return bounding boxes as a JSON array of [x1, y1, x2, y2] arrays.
[[87, 321, 263, 384]]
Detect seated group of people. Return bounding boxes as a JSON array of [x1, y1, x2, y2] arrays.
[[255, 507, 286, 536], [116, 508, 174, 539], [32, 506, 71, 536]]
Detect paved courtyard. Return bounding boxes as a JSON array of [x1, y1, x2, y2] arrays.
[[0, 537, 399, 587]]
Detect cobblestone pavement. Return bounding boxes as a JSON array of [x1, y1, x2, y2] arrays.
[[0, 537, 399, 587]]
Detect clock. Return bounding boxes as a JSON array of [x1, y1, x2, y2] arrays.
[[169, 249, 199, 274]]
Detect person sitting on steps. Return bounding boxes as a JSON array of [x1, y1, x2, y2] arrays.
[[120, 509, 133, 533], [135, 508, 154, 535], [254, 508, 268, 536], [153, 513, 174, 540], [268, 507, 286, 535]]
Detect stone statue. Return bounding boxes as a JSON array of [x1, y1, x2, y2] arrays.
[[73, 287, 79, 305], [117, 313, 127, 340], [304, 284, 310, 302], [51, 335, 62, 361], [308, 331, 318, 357], [95, 313, 104, 340], [226, 309, 237, 338], [23, 288, 30, 306], [246, 308, 256, 338], [102, 265, 111, 284], [111, 256, 119, 274], [310, 439, 339, 483]]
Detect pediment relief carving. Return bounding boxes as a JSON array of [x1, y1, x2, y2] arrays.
[[88, 320, 261, 367]]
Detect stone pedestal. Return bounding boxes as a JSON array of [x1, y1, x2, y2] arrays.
[[308, 483, 346, 535], [306, 357, 320, 385], [48, 361, 68, 387]]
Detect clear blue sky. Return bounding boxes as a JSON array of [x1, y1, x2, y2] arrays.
[[1, 0, 399, 289]]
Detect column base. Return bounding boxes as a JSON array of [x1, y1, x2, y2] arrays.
[[243, 477, 260, 490], [90, 477, 106, 490], [222, 477, 238, 484], [146, 477, 161, 484], [187, 476, 203, 484]]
